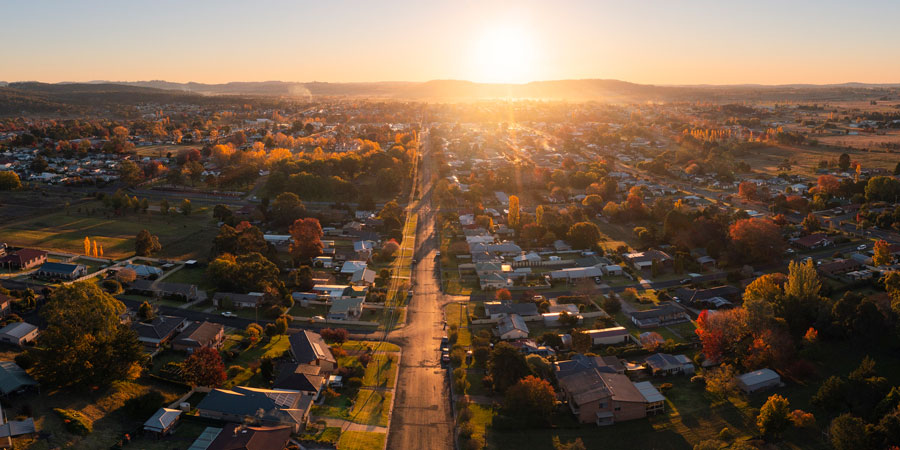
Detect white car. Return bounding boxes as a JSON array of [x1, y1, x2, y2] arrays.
[[857, 244, 867, 251], [221, 311, 235, 318]]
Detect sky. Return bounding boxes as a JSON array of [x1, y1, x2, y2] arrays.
[[3, 0, 900, 85]]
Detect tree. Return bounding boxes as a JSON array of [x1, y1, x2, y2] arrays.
[[181, 347, 227, 388], [785, 259, 821, 302], [801, 213, 820, 233], [641, 332, 664, 351], [738, 181, 757, 201], [25, 282, 144, 388], [138, 301, 154, 320], [292, 266, 315, 291], [180, 198, 192, 216], [571, 329, 591, 353], [135, 229, 161, 256], [274, 316, 289, 335], [552, 437, 587, 450], [504, 375, 556, 425], [865, 176, 900, 202], [829, 414, 869, 450], [116, 268, 137, 284], [729, 218, 785, 263], [0, 171, 21, 190], [495, 289, 512, 301], [271, 192, 306, 227], [838, 153, 851, 171], [566, 221, 601, 250], [817, 175, 840, 195], [208, 252, 280, 293], [812, 376, 849, 413], [488, 342, 530, 393], [320, 328, 349, 344], [873, 239, 891, 266], [118, 160, 143, 186], [535, 205, 544, 226], [757, 394, 791, 438], [159, 199, 169, 215], [289, 217, 324, 262], [508, 195, 520, 228], [213, 204, 233, 222], [83, 236, 91, 256]]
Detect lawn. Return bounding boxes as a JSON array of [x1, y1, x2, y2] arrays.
[[445, 302, 471, 347], [223, 335, 292, 387], [338, 430, 386, 450], [161, 266, 212, 289], [313, 389, 393, 427], [342, 340, 401, 353], [362, 354, 398, 389], [0, 201, 217, 260]]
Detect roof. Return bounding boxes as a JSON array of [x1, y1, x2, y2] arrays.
[[123, 263, 163, 278], [672, 285, 740, 302], [132, 315, 186, 340], [0, 360, 38, 395], [175, 321, 224, 348], [273, 362, 325, 393], [329, 297, 364, 314], [213, 292, 263, 305], [350, 267, 376, 284], [738, 368, 780, 386], [143, 408, 182, 432], [631, 302, 684, 321], [645, 353, 692, 371], [289, 330, 336, 366], [558, 368, 645, 405], [633, 381, 666, 403], [0, 322, 37, 339], [484, 301, 538, 317], [341, 260, 367, 274], [555, 354, 622, 379], [188, 427, 223, 450], [497, 314, 529, 336], [37, 262, 84, 275], [207, 424, 292, 450], [623, 250, 672, 264], [4, 249, 46, 264], [793, 233, 832, 247], [156, 281, 196, 296], [197, 386, 303, 418], [586, 327, 628, 339]]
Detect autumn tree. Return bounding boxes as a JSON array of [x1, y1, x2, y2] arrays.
[[729, 218, 785, 263], [503, 375, 556, 425], [26, 282, 144, 388], [838, 153, 851, 171], [495, 289, 512, 301], [566, 222, 601, 250], [873, 239, 891, 266], [738, 181, 757, 201], [0, 171, 22, 190], [508, 195, 520, 228], [207, 252, 281, 293], [817, 175, 840, 195], [488, 342, 530, 393], [289, 217, 324, 263], [83, 236, 91, 256], [801, 213, 820, 233], [116, 268, 137, 284], [180, 198, 192, 216], [181, 347, 227, 387], [757, 394, 792, 438], [829, 414, 869, 450], [138, 301, 154, 320], [118, 160, 143, 186], [135, 229, 162, 256], [270, 192, 306, 227]]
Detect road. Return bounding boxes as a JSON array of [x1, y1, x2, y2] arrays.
[[386, 130, 454, 450]]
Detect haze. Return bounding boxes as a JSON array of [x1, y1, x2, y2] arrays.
[[3, 0, 900, 85]]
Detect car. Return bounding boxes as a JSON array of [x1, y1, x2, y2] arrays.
[[680, 278, 691, 284], [857, 244, 867, 251], [441, 353, 450, 365], [312, 315, 325, 321], [440, 346, 450, 353], [221, 311, 235, 318], [593, 277, 602, 285], [435, 251, 441, 257], [412, 259, 418, 265], [440, 336, 449, 346]]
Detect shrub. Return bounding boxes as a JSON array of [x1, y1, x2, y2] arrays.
[[450, 348, 466, 366], [346, 377, 363, 389], [122, 390, 165, 419], [465, 436, 485, 450], [54, 408, 92, 435], [14, 353, 33, 370], [458, 421, 474, 439], [226, 365, 244, 377], [101, 279, 122, 293]]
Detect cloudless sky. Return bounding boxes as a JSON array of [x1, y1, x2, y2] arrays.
[[2, 0, 899, 85]]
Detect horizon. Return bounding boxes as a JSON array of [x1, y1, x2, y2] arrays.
[[3, 0, 900, 85]]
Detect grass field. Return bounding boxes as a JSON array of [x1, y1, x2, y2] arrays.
[[740, 144, 899, 177], [342, 340, 401, 353], [313, 389, 393, 427], [338, 430, 386, 450], [0, 201, 217, 260], [362, 354, 398, 389]]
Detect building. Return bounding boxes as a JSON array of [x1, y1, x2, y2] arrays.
[[289, 330, 336, 373], [671, 286, 740, 305], [143, 408, 182, 436], [736, 369, 782, 394], [132, 315, 188, 348], [122, 263, 163, 279], [550, 265, 604, 282], [630, 302, 689, 328], [34, 262, 87, 280], [0, 322, 39, 347], [557, 365, 664, 425], [273, 363, 326, 399], [173, 321, 225, 353], [201, 424, 293, 450], [556, 354, 625, 377], [622, 250, 672, 273], [213, 292, 263, 309], [495, 314, 529, 340], [327, 298, 364, 321], [483, 301, 539, 319], [792, 233, 833, 250], [130, 280, 199, 301], [817, 259, 864, 277], [0, 294, 10, 317], [0, 249, 47, 270], [644, 353, 695, 376], [586, 327, 630, 346], [196, 386, 312, 433], [0, 360, 38, 396]]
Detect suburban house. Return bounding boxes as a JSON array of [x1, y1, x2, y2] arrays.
[[273, 363, 326, 399], [508, 339, 556, 358], [736, 368, 782, 394], [586, 327, 631, 346], [817, 259, 865, 277], [0, 249, 47, 270], [143, 408, 182, 436], [644, 353, 695, 376], [792, 233, 833, 250], [479, 272, 512, 290], [353, 240, 376, 260], [556, 354, 625, 377], [0, 322, 39, 347], [327, 297, 365, 321], [196, 386, 313, 433], [622, 250, 672, 274], [557, 361, 665, 425], [0, 360, 38, 396], [671, 286, 740, 305], [34, 262, 88, 280], [550, 265, 604, 283], [130, 280, 200, 301], [172, 321, 225, 353], [483, 301, 539, 319], [495, 314, 529, 340], [340, 260, 368, 275], [122, 263, 163, 279], [630, 302, 689, 328], [194, 424, 293, 450], [132, 315, 188, 348], [350, 267, 377, 286], [213, 292, 264, 309], [289, 330, 337, 373]]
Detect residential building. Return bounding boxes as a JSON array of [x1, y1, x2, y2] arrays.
[[0, 360, 38, 396], [132, 315, 188, 348], [327, 297, 364, 321], [0, 322, 38, 347], [585, 327, 630, 346], [273, 363, 326, 399], [143, 408, 182, 436], [122, 263, 163, 279], [557, 364, 664, 425], [622, 250, 672, 273], [630, 302, 689, 328], [483, 301, 539, 319], [213, 292, 263, 309], [495, 314, 529, 340], [792, 233, 833, 250], [644, 353, 695, 376], [0, 249, 47, 270], [203, 424, 292, 450], [289, 330, 336, 372], [173, 321, 225, 353], [736, 369, 782, 394], [196, 386, 312, 433], [0, 294, 10, 317], [34, 262, 87, 280]]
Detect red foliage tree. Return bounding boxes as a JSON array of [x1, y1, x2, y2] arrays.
[[289, 217, 324, 262], [495, 289, 512, 301], [816, 175, 840, 195], [729, 218, 786, 263], [320, 328, 349, 345], [181, 347, 227, 388], [738, 181, 758, 201]]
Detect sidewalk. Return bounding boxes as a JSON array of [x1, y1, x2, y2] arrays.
[[309, 415, 389, 433]]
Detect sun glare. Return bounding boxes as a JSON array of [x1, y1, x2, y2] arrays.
[[471, 25, 537, 84]]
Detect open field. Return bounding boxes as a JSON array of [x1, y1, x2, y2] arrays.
[[739, 144, 898, 177], [132, 144, 193, 158], [338, 430, 386, 450], [0, 201, 217, 260]]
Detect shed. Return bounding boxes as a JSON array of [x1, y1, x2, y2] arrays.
[[736, 369, 781, 394]]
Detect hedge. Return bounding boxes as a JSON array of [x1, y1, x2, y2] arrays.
[[54, 408, 92, 435]]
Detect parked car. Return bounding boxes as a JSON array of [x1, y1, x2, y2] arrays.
[[857, 244, 867, 251], [441, 352, 450, 366], [221, 311, 235, 318]]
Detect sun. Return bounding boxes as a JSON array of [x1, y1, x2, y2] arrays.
[[471, 25, 538, 84]]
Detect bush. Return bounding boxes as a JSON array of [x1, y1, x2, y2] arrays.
[[122, 390, 165, 419], [101, 279, 122, 293], [458, 421, 474, 439], [54, 408, 92, 435], [227, 365, 245, 377], [14, 353, 33, 370], [457, 405, 473, 423], [465, 436, 485, 450], [450, 348, 466, 366], [346, 377, 363, 389]]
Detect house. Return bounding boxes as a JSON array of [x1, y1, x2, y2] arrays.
[[817, 259, 864, 277], [495, 314, 529, 340], [350, 268, 376, 286], [327, 298, 364, 321], [353, 240, 376, 260], [792, 233, 833, 250], [143, 408, 182, 436], [0, 249, 47, 270], [340, 260, 368, 275], [550, 265, 604, 282], [213, 292, 263, 309], [630, 302, 688, 328], [264, 234, 292, 250], [34, 262, 87, 280], [479, 272, 512, 290], [603, 265, 623, 276], [0, 322, 39, 347], [556, 354, 625, 377], [273, 363, 326, 398], [508, 339, 556, 358], [542, 312, 582, 327], [196, 386, 313, 433], [173, 321, 225, 353], [0, 361, 38, 396], [0, 294, 10, 317], [557, 365, 664, 425], [736, 368, 782, 394], [122, 263, 163, 279], [202, 424, 293, 450], [644, 353, 695, 376], [586, 327, 630, 346], [289, 330, 336, 373], [132, 315, 188, 348], [309, 285, 351, 300], [671, 285, 740, 305], [622, 250, 672, 273], [155, 281, 199, 301], [313, 256, 334, 268], [483, 301, 539, 319]]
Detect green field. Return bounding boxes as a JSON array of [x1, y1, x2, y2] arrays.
[[0, 201, 217, 260], [338, 430, 386, 450]]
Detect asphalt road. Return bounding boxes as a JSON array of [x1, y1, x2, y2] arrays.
[[386, 131, 454, 450]]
